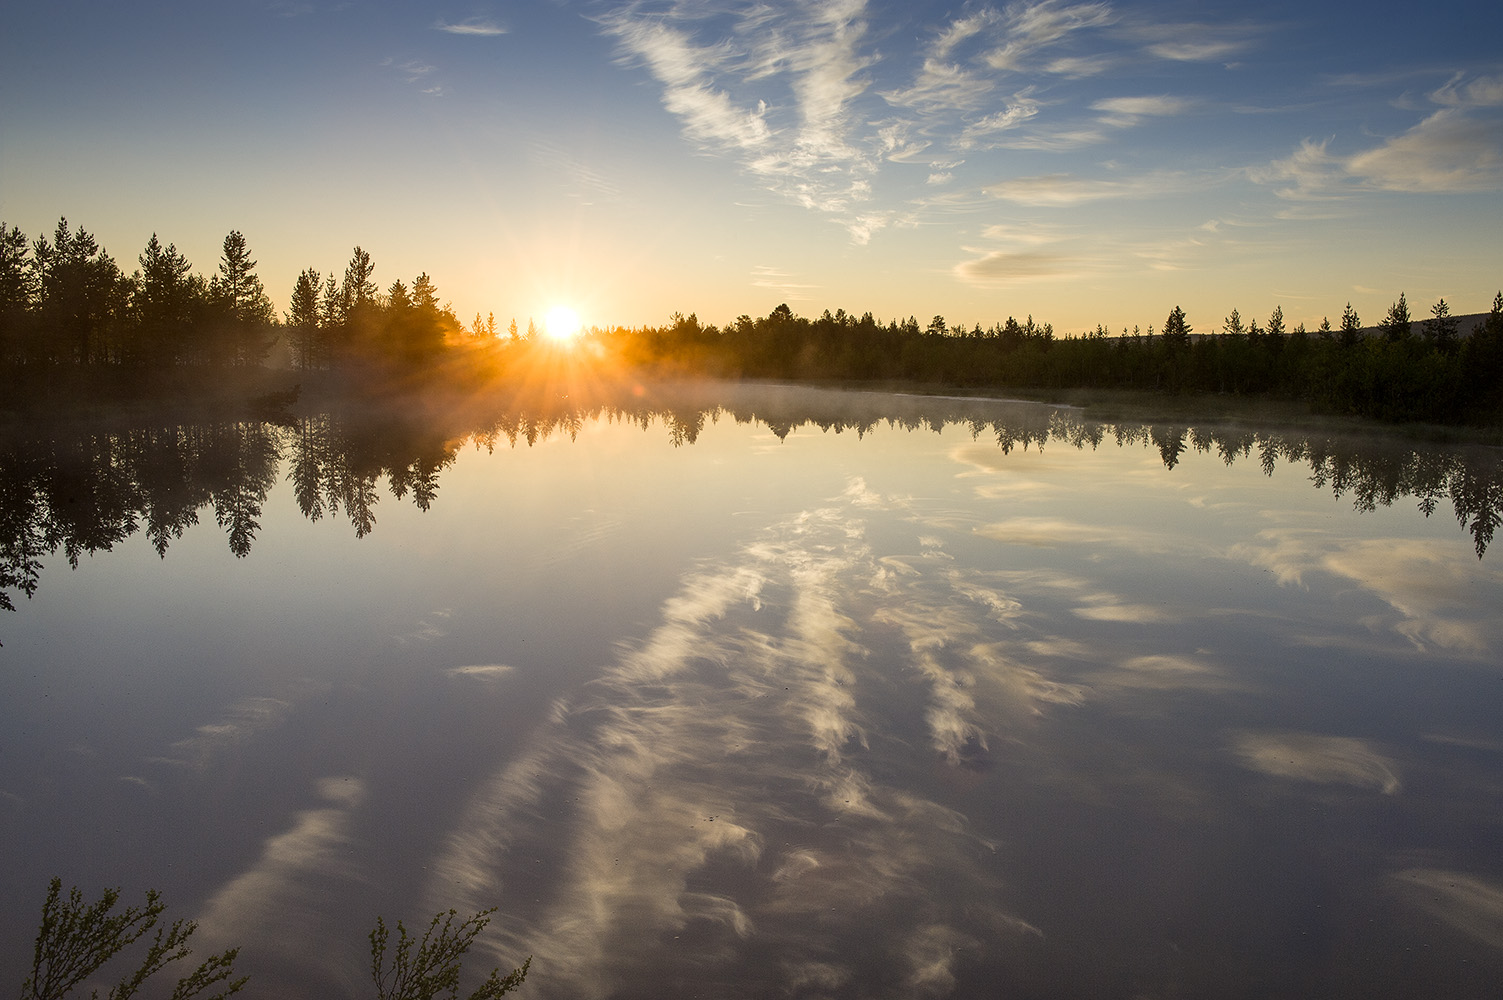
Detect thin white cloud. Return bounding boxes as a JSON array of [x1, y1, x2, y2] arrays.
[[383, 57, 436, 84], [446, 664, 516, 680], [1091, 94, 1194, 121], [433, 18, 507, 37], [1347, 108, 1503, 193], [1390, 869, 1503, 950], [1253, 77, 1503, 205], [1430, 73, 1503, 109], [880, 57, 996, 113], [955, 94, 1042, 148], [196, 777, 368, 990], [600, 1, 879, 238], [1141, 21, 1256, 64], [1231, 731, 1401, 794], [955, 249, 1080, 284], [420, 488, 1042, 996], [994, 126, 1109, 151], [930, 8, 1001, 60], [1044, 53, 1116, 77], [1248, 137, 1347, 202], [152, 696, 294, 771], [750, 264, 819, 301], [983, 0, 1116, 73], [1233, 530, 1501, 654], [985, 171, 1184, 206]]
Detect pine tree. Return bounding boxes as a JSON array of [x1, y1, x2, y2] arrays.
[[1162, 305, 1191, 350], [214, 231, 272, 324], [1267, 305, 1286, 339], [0, 222, 34, 315], [1380, 292, 1411, 341], [287, 268, 323, 370], [1424, 297, 1459, 351], [1339, 303, 1362, 346], [342, 247, 377, 310], [132, 234, 200, 366], [31, 218, 127, 365], [212, 231, 275, 365]]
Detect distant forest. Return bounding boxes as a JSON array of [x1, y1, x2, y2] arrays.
[[3, 217, 1501, 425]]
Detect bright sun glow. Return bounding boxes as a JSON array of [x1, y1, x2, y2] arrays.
[[544, 306, 582, 342]]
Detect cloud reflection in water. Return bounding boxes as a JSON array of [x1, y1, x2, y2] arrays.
[[422, 482, 1056, 997]]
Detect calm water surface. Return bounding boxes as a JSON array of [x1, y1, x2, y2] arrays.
[[3, 383, 1502, 999]]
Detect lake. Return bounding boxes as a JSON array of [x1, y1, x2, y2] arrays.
[[3, 382, 1502, 999]]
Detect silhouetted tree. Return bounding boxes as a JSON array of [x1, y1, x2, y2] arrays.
[[0, 222, 36, 362], [31, 218, 128, 366], [131, 234, 202, 367], [1339, 302, 1362, 346], [1380, 292, 1411, 341], [1424, 297, 1459, 352], [1162, 306, 1191, 350], [210, 230, 276, 366], [1267, 305, 1286, 339], [344, 247, 377, 310], [287, 267, 324, 370]]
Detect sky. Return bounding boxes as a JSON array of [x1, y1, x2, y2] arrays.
[[2, 0, 1500, 334]]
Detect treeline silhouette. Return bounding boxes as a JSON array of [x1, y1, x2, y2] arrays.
[[4, 384, 1500, 630], [0, 218, 498, 402], [603, 297, 1503, 424], [4, 217, 1501, 423]]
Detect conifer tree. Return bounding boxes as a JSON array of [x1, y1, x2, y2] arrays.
[[32, 217, 127, 365], [1339, 303, 1362, 346], [1380, 292, 1411, 341], [287, 268, 323, 369], [1267, 305, 1286, 338], [1424, 297, 1459, 351]]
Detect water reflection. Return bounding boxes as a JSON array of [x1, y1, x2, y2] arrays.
[[4, 384, 1503, 999], [4, 383, 1500, 622]]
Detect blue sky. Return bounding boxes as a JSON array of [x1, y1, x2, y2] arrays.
[[2, 0, 1500, 333]]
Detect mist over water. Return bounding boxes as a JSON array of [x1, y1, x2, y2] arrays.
[[4, 384, 1502, 999]]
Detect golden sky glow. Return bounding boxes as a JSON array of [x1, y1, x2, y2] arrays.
[[1, 2, 1499, 333]]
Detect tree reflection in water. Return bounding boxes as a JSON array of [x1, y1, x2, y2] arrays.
[[3, 383, 1501, 623]]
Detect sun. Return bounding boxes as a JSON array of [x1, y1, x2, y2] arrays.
[[544, 305, 582, 343]]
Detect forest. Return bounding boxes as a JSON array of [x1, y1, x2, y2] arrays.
[[2, 217, 1502, 426]]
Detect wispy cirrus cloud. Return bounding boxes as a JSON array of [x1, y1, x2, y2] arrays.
[[1390, 869, 1503, 950], [751, 264, 819, 300], [420, 489, 1042, 997], [1252, 73, 1503, 206], [954, 93, 1042, 149], [1091, 94, 1195, 126], [982, 0, 1116, 73], [1136, 19, 1259, 64], [600, 1, 877, 235], [433, 17, 507, 37], [597, 2, 1281, 247], [1348, 108, 1503, 193], [1430, 73, 1503, 109], [1231, 731, 1401, 794], [984, 170, 1186, 206]]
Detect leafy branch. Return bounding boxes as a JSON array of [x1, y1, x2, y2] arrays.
[[20, 878, 245, 1000], [369, 908, 528, 1000]]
